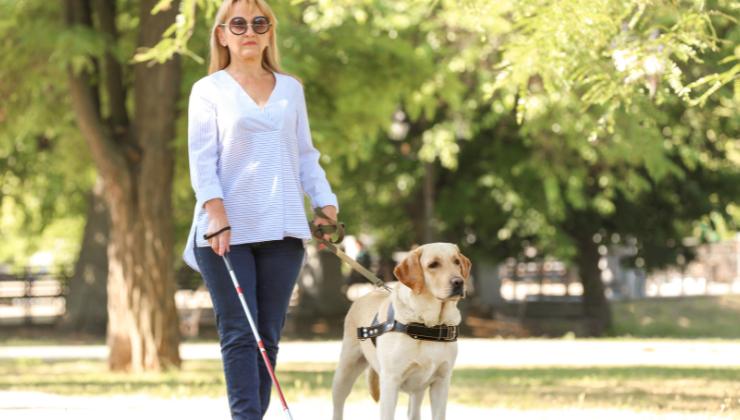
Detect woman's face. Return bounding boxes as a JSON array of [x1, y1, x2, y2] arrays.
[[217, 2, 272, 63]]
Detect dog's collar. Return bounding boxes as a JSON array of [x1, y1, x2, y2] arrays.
[[356, 302, 458, 346]]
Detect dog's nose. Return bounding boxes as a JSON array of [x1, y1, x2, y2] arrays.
[[449, 277, 465, 298], [451, 277, 464, 292]]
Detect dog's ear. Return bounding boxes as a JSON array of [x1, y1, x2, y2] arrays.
[[394, 248, 424, 294], [457, 250, 472, 279]]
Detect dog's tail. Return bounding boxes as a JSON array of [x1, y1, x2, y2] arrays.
[[367, 367, 380, 402]]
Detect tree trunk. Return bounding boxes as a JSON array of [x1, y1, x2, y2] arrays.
[[62, 176, 109, 335], [315, 249, 351, 317], [64, 0, 182, 371], [574, 234, 612, 336], [106, 186, 181, 371], [294, 245, 349, 318]]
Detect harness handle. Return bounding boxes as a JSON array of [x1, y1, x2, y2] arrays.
[[309, 207, 390, 291], [310, 207, 345, 244]]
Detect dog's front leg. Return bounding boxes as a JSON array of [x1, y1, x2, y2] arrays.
[[407, 389, 424, 420], [429, 376, 451, 420], [379, 374, 401, 420]]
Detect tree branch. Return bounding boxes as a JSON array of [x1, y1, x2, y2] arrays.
[[64, 0, 129, 187], [133, 0, 182, 156], [93, 0, 129, 133]]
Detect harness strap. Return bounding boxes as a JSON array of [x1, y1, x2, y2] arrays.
[[396, 323, 458, 342], [357, 302, 395, 346], [356, 303, 458, 345]]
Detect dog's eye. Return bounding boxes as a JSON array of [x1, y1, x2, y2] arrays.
[[454, 259, 460, 265], [428, 261, 440, 269]]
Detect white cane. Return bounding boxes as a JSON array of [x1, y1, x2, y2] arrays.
[[222, 253, 294, 420]]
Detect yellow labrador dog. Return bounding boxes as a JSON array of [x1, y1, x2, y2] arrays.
[[332, 243, 471, 420]]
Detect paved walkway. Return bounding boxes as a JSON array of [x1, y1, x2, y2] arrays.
[[0, 391, 731, 420], [2, 339, 740, 367], [2, 339, 738, 419]]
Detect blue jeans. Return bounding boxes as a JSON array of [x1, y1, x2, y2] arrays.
[[194, 229, 305, 420]]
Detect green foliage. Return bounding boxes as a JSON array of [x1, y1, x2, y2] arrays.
[[2, 0, 737, 276], [0, 1, 96, 268], [491, 1, 725, 122], [134, 0, 212, 64]]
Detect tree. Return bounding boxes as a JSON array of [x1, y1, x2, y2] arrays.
[[62, 177, 110, 335], [4, 0, 735, 351], [62, 0, 182, 371], [286, 0, 738, 335]]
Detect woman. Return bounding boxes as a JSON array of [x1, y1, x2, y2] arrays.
[[181, 0, 339, 418]]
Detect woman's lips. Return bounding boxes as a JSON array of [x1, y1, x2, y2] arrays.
[[242, 41, 257, 46]]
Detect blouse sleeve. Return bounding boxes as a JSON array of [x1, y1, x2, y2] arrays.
[[187, 82, 224, 208], [295, 83, 339, 212]]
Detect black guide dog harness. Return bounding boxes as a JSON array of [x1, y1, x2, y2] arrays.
[[357, 302, 458, 346]]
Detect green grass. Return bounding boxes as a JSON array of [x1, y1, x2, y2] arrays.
[[612, 295, 740, 339], [0, 359, 738, 414]]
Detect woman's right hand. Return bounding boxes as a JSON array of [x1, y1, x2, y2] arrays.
[[204, 198, 231, 256]]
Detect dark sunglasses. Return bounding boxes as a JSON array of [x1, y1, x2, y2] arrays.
[[219, 16, 271, 35]]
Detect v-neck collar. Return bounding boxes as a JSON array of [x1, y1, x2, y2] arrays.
[[220, 69, 279, 112]]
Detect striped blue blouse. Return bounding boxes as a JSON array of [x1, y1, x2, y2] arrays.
[[182, 70, 339, 273]]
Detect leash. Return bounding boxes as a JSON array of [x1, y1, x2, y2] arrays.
[[309, 207, 391, 292]]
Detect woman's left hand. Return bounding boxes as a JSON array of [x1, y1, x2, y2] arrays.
[[313, 205, 337, 246]]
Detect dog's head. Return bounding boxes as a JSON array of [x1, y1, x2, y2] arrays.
[[393, 243, 471, 300]]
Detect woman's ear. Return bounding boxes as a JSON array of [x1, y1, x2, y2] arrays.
[[216, 27, 227, 47], [393, 248, 424, 294]]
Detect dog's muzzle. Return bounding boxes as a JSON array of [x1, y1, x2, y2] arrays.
[[449, 277, 465, 298]]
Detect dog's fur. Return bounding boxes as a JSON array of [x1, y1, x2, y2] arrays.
[[331, 243, 471, 420]]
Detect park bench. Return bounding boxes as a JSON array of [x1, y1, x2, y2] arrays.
[[0, 267, 70, 326]]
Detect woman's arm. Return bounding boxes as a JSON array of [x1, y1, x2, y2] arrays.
[[295, 83, 339, 214], [295, 83, 340, 244], [188, 83, 223, 208], [188, 82, 230, 254]]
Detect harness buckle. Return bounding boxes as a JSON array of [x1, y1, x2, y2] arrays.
[[445, 325, 457, 341], [357, 326, 369, 340]]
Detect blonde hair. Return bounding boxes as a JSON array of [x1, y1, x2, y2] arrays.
[[207, 0, 286, 76]]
